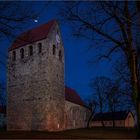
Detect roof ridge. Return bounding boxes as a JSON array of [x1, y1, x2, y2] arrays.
[[65, 86, 84, 106], [19, 19, 56, 37], [9, 19, 57, 51]]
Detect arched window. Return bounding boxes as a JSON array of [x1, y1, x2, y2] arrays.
[[53, 45, 55, 55], [29, 45, 33, 56], [12, 51, 16, 61], [38, 43, 42, 53], [20, 48, 24, 59], [59, 50, 62, 60]]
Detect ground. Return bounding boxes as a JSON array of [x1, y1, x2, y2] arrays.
[[0, 127, 137, 139]]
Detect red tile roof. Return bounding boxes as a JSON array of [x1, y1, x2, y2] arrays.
[[65, 86, 84, 106], [9, 19, 57, 51]]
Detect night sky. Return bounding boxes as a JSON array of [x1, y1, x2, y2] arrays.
[[0, 1, 116, 102]]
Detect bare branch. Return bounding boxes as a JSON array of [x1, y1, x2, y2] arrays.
[[71, 13, 123, 46], [97, 45, 120, 61]]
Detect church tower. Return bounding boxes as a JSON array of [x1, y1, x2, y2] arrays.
[[7, 20, 65, 131]]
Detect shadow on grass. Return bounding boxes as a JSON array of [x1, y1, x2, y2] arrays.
[[0, 127, 138, 139]]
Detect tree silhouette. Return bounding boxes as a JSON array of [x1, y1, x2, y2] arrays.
[[89, 76, 112, 127], [60, 1, 140, 132]]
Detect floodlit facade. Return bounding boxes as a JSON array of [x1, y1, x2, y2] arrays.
[[7, 20, 90, 131]]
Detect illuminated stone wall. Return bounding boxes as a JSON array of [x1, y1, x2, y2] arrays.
[[7, 22, 65, 131], [65, 101, 90, 130], [124, 112, 135, 127]]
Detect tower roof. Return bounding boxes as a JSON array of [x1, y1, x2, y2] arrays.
[[9, 19, 57, 51], [65, 86, 84, 106]]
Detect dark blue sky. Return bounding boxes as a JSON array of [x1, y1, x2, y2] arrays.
[[0, 1, 115, 101]]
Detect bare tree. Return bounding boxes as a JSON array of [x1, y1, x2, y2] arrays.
[[89, 76, 112, 127], [86, 98, 97, 128], [112, 58, 135, 109], [0, 1, 50, 66], [106, 81, 122, 127], [89, 76, 132, 128], [60, 1, 140, 132], [0, 2, 39, 41]]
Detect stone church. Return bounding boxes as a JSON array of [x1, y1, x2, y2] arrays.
[[7, 20, 90, 131]]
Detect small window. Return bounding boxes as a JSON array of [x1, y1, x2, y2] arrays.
[[53, 45, 55, 55], [29, 45, 33, 56], [59, 50, 62, 60], [38, 43, 42, 53], [12, 51, 16, 61], [20, 48, 24, 59]]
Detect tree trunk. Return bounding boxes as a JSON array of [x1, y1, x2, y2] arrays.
[[124, 2, 140, 134], [129, 52, 140, 135], [127, 51, 140, 139], [135, 1, 140, 138], [112, 112, 115, 128], [101, 112, 105, 127], [87, 103, 96, 128], [136, 1, 140, 54], [101, 120, 105, 127], [87, 110, 95, 128]]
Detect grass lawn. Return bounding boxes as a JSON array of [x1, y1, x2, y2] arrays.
[[0, 127, 138, 139]]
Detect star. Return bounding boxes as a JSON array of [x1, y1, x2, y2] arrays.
[[34, 19, 38, 23]]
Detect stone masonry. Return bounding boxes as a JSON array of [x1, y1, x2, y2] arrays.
[[65, 100, 89, 129], [7, 20, 90, 131], [7, 20, 65, 131]]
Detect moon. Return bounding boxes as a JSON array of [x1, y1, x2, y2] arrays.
[[34, 19, 38, 23]]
